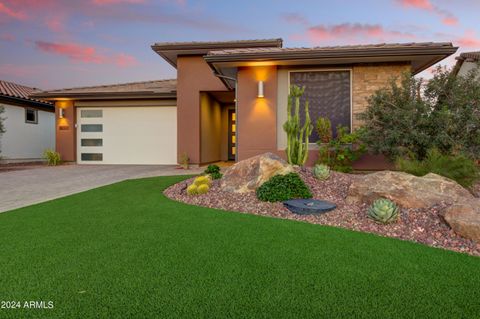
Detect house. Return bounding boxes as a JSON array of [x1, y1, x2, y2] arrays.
[[0, 80, 55, 163], [453, 51, 480, 78], [32, 39, 457, 166]]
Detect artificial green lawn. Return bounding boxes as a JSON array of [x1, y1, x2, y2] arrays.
[[0, 176, 479, 318]]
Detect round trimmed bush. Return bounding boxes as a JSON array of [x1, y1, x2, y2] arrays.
[[256, 173, 312, 202]]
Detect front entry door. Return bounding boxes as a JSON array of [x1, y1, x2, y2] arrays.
[[228, 109, 236, 161]]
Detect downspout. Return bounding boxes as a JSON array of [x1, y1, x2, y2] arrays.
[[212, 72, 238, 162]]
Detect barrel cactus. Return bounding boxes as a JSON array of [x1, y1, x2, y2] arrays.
[[313, 164, 330, 180], [197, 184, 210, 195], [186, 184, 198, 196], [368, 198, 399, 224], [193, 175, 211, 187]]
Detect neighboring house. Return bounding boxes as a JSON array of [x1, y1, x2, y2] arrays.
[[0, 80, 55, 163], [453, 51, 480, 78], [32, 39, 457, 167]]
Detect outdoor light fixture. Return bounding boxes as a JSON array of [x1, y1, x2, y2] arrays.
[[59, 108, 65, 119], [257, 81, 264, 98]]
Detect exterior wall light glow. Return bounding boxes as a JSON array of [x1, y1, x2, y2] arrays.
[[257, 81, 264, 98], [59, 108, 65, 119]]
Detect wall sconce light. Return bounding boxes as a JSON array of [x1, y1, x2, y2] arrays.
[[59, 108, 65, 119], [257, 81, 264, 98]]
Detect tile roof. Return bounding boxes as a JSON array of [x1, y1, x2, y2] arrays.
[[33, 79, 177, 96], [457, 51, 480, 61], [0, 80, 51, 104], [207, 42, 455, 56], [152, 38, 282, 48]]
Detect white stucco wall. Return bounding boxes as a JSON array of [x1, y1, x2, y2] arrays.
[[458, 61, 480, 79], [0, 103, 55, 161]]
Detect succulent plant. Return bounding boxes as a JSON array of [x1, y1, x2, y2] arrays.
[[193, 175, 211, 187], [186, 184, 198, 196], [196, 184, 210, 195], [368, 198, 399, 224], [313, 164, 330, 180]]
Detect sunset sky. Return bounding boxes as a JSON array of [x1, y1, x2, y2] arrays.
[[0, 0, 479, 90]]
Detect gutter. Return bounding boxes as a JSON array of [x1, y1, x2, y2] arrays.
[[30, 92, 177, 101]]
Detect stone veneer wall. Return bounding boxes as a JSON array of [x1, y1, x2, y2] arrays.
[[352, 63, 412, 129]]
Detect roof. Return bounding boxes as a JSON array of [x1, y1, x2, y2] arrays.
[[151, 38, 283, 67], [205, 42, 457, 80], [0, 80, 52, 107], [31, 79, 177, 100]]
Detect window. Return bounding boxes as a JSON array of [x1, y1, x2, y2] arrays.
[[81, 139, 103, 147], [81, 153, 103, 161], [81, 110, 103, 118], [81, 124, 103, 132], [25, 108, 38, 124], [290, 70, 351, 140]]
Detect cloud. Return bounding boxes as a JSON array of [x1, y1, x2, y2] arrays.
[[45, 15, 66, 33], [0, 32, 15, 41], [456, 31, 480, 48], [92, 0, 145, 5], [281, 13, 309, 26], [396, 0, 458, 26], [0, 1, 27, 20], [34, 41, 138, 67], [305, 23, 415, 44]]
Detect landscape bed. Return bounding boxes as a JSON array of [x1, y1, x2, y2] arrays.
[[164, 169, 480, 256]]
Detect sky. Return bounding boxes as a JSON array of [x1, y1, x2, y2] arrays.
[[0, 0, 479, 90]]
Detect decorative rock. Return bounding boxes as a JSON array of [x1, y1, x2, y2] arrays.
[[284, 199, 336, 215], [221, 153, 293, 193], [443, 200, 480, 242], [346, 171, 473, 209]]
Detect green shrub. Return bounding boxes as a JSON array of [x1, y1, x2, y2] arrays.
[[359, 66, 480, 160], [44, 149, 61, 166], [317, 120, 366, 172], [316, 117, 332, 143], [368, 198, 399, 224], [396, 148, 479, 188], [204, 164, 222, 179], [256, 173, 312, 202]]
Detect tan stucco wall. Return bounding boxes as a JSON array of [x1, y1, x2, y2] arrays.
[[352, 63, 411, 129], [237, 65, 277, 160], [177, 56, 228, 164], [200, 92, 222, 163]]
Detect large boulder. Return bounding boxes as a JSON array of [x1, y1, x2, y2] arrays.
[[221, 153, 293, 193], [442, 200, 480, 242], [346, 171, 473, 209]]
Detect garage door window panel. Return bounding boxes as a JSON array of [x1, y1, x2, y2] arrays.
[[81, 139, 103, 147], [81, 153, 103, 161], [81, 124, 103, 132]]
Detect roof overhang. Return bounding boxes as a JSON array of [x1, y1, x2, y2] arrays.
[[151, 39, 283, 68], [0, 95, 54, 111], [206, 44, 458, 88], [30, 91, 177, 101]]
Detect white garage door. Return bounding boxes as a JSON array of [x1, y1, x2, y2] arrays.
[[77, 107, 177, 164]]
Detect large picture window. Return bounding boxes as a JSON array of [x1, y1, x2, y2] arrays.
[[289, 70, 351, 141]]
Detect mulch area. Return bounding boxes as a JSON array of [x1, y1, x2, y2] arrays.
[[164, 168, 480, 257]]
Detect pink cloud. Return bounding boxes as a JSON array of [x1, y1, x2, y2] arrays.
[[34, 40, 138, 67], [0, 32, 15, 41], [45, 15, 66, 33], [0, 1, 27, 20], [92, 0, 145, 4], [306, 23, 415, 44], [397, 0, 458, 26], [398, 0, 433, 10], [456, 32, 480, 48]]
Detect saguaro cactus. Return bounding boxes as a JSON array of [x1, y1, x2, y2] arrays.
[[283, 85, 313, 165]]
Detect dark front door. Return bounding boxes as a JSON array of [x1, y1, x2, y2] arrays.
[[228, 109, 236, 161]]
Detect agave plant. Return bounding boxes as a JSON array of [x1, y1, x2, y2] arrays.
[[313, 164, 330, 180], [368, 198, 399, 224]]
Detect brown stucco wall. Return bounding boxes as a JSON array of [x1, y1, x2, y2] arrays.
[[236, 65, 277, 160], [200, 92, 222, 163], [55, 100, 76, 161], [352, 63, 411, 129], [176, 56, 227, 164]]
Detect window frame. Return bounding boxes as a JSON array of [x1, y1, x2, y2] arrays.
[[287, 68, 353, 145], [25, 108, 38, 124]]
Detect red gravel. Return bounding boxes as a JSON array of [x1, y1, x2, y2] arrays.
[[164, 169, 480, 257]]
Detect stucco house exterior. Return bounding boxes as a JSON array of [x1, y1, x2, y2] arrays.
[[453, 51, 480, 79], [32, 39, 457, 167], [0, 80, 55, 163]]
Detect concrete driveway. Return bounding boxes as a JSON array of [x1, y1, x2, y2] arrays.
[[0, 164, 201, 213]]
